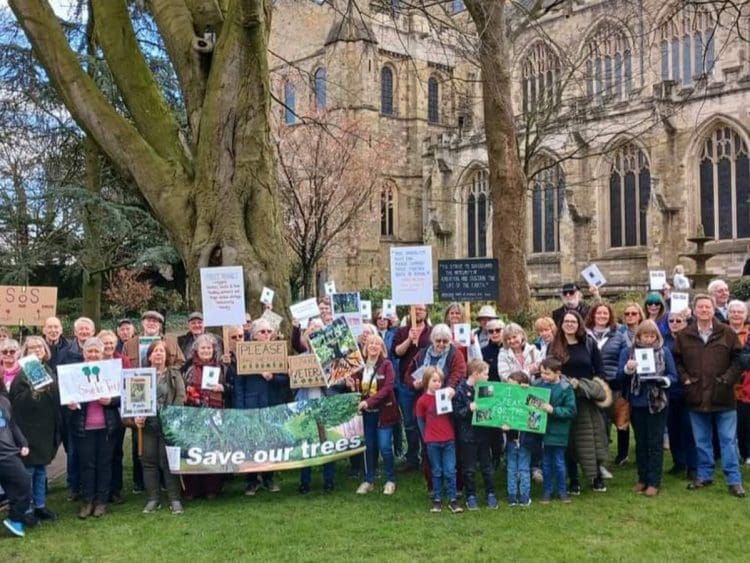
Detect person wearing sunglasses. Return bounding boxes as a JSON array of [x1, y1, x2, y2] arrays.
[[551, 283, 599, 327], [619, 303, 645, 348], [643, 292, 669, 336], [481, 319, 505, 382]]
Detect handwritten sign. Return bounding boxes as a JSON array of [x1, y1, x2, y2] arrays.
[[390, 246, 434, 305], [58, 359, 122, 405], [200, 266, 246, 327], [288, 355, 326, 389], [0, 285, 57, 326], [472, 382, 550, 434], [437, 259, 498, 302], [237, 341, 288, 374]]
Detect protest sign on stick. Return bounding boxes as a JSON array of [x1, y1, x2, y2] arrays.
[[0, 285, 57, 326], [120, 368, 157, 418], [390, 246, 433, 305], [200, 266, 246, 327], [237, 341, 289, 374], [288, 355, 326, 389]]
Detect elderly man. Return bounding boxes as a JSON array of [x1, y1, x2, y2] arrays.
[[708, 279, 730, 323], [42, 316, 70, 372], [123, 311, 184, 370], [673, 294, 745, 497], [115, 318, 135, 354], [178, 312, 206, 359], [551, 283, 598, 326]]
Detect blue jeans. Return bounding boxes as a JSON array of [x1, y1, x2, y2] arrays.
[[25, 465, 47, 510], [363, 411, 395, 483], [300, 463, 335, 487], [542, 445, 567, 498], [396, 382, 420, 467], [689, 410, 742, 486], [506, 441, 531, 503], [426, 441, 457, 501]]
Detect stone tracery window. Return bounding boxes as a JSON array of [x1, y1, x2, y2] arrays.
[[530, 159, 565, 253], [609, 144, 651, 248], [521, 42, 560, 116], [659, 5, 715, 85], [467, 169, 489, 257], [585, 23, 632, 101]]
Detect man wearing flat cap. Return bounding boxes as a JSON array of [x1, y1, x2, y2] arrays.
[[551, 283, 599, 327], [178, 312, 206, 359], [123, 310, 185, 370]]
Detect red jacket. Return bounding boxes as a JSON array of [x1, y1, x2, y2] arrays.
[[403, 345, 466, 392], [351, 359, 399, 427]]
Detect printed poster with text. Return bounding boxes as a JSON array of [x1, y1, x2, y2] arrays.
[[389, 246, 434, 305], [472, 382, 551, 434], [200, 266, 246, 327]]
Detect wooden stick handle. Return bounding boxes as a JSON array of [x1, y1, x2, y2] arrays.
[[137, 425, 143, 457]]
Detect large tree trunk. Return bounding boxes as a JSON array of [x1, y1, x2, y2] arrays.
[[465, 0, 530, 314], [80, 136, 103, 326], [9, 0, 290, 318]]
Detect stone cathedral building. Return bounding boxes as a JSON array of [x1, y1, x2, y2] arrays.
[[270, 0, 750, 296]]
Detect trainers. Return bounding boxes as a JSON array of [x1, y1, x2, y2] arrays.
[[568, 483, 582, 496], [356, 482, 374, 494], [592, 478, 607, 492], [487, 493, 499, 509], [466, 495, 479, 511], [614, 455, 629, 466], [244, 483, 260, 496], [540, 494, 551, 505], [132, 486, 145, 495], [383, 481, 396, 495], [599, 465, 613, 480], [448, 500, 464, 513], [559, 493, 572, 504], [142, 500, 161, 514], [298, 483, 310, 495], [519, 498, 532, 507], [508, 496, 518, 507], [3, 519, 24, 538], [263, 481, 281, 493], [430, 500, 442, 513], [169, 501, 184, 514], [34, 507, 57, 521], [531, 468, 543, 483]]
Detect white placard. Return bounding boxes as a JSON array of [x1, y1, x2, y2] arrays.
[[581, 264, 606, 288], [324, 280, 337, 296], [649, 270, 667, 291], [120, 368, 157, 418], [200, 266, 246, 327], [436, 388, 453, 415], [260, 286, 275, 306], [201, 366, 221, 390], [670, 292, 690, 314], [390, 246, 434, 305], [58, 359, 122, 405], [165, 446, 181, 472], [635, 348, 656, 374], [453, 323, 471, 347], [290, 298, 320, 321], [360, 300, 372, 320], [382, 299, 396, 318]]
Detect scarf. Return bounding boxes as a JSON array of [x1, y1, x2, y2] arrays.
[[1, 364, 21, 390], [186, 355, 224, 408], [421, 345, 451, 375], [629, 345, 668, 414]]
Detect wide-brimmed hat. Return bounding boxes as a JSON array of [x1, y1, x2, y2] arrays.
[[476, 305, 498, 320], [141, 310, 165, 324]]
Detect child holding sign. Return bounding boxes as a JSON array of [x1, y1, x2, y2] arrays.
[[617, 320, 677, 497], [416, 367, 462, 513], [535, 358, 577, 504]]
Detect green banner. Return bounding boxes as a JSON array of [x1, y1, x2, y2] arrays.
[[160, 394, 365, 473], [472, 382, 551, 434]]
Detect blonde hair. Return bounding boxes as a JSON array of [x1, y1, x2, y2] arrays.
[[634, 320, 664, 347], [21, 336, 51, 362], [422, 366, 444, 390], [364, 333, 387, 362]]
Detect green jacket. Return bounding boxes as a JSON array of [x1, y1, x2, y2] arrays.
[[535, 379, 576, 447]]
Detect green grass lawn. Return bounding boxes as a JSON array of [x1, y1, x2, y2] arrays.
[[3, 447, 748, 562]]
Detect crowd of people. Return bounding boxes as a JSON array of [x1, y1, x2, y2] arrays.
[[1, 275, 749, 537]]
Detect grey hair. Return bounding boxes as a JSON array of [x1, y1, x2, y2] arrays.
[[502, 323, 527, 344], [82, 337, 104, 352], [431, 323, 452, 343], [0, 338, 20, 353], [252, 319, 273, 336], [74, 317, 95, 332], [707, 279, 728, 294], [728, 299, 748, 315], [191, 333, 219, 353]]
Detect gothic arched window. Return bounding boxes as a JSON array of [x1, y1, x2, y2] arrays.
[[585, 23, 632, 101], [521, 42, 560, 116], [467, 169, 489, 257], [314, 67, 326, 111], [428, 76, 439, 124], [284, 82, 296, 124], [659, 6, 715, 85], [380, 182, 396, 237], [609, 144, 651, 247], [381, 67, 394, 115], [531, 159, 565, 253]]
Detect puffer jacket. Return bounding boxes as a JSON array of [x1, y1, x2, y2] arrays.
[[672, 320, 743, 412], [569, 377, 611, 481], [587, 327, 625, 385]]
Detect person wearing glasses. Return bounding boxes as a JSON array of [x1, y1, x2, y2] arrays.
[[481, 319, 505, 382], [551, 283, 599, 327], [643, 292, 669, 336], [548, 311, 611, 495], [726, 300, 750, 465]]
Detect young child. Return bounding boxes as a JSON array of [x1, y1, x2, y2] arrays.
[[505, 371, 540, 507], [0, 379, 31, 538], [453, 359, 497, 510], [535, 357, 577, 503], [416, 367, 462, 514]]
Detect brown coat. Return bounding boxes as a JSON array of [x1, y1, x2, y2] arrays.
[[672, 320, 743, 412], [123, 334, 185, 371]]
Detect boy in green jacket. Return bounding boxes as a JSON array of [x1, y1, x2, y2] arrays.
[[536, 357, 577, 504]]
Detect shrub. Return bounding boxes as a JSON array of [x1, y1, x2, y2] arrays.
[[104, 269, 153, 317], [730, 277, 750, 301]]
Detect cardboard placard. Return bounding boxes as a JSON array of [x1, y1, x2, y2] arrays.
[[437, 259, 499, 302], [288, 354, 326, 389], [237, 340, 288, 374], [200, 266, 246, 327], [0, 285, 57, 326], [261, 309, 284, 332], [390, 246, 434, 305]]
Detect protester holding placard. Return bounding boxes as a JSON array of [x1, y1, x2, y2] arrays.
[[10, 337, 60, 522], [123, 311, 184, 371], [177, 312, 206, 360], [404, 324, 466, 394], [617, 320, 677, 496], [67, 338, 122, 519], [549, 311, 610, 494], [182, 334, 231, 500], [551, 283, 598, 327], [443, 303, 482, 361], [350, 334, 398, 496], [496, 324, 541, 382], [138, 341, 186, 514]]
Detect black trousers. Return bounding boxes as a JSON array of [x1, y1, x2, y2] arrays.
[[631, 406, 668, 488], [131, 428, 144, 490], [737, 402, 750, 461], [110, 427, 125, 496], [0, 455, 31, 522], [461, 439, 494, 497], [77, 429, 116, 504]]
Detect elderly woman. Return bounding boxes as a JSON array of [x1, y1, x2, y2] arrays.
[[137, 340, 186, 514], [67, 337, 122, 519], [727, 300, 749, 342], [182, 334, 232, 500], [496, 323, 541, 381], [6, 337, 61, 522], [481, 319, 505, 382], [443, 302, 482, 361], [549, 311, 611, 495], [234, 319, 287, 496], [404, 323, 467, 394]]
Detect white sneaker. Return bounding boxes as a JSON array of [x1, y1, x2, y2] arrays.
[[383, 481, 396, 495], [599, 465, 613, 480], [745, 457, 750, 466], [531, 468, 543, 483], [356, 482, 374, 494]]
